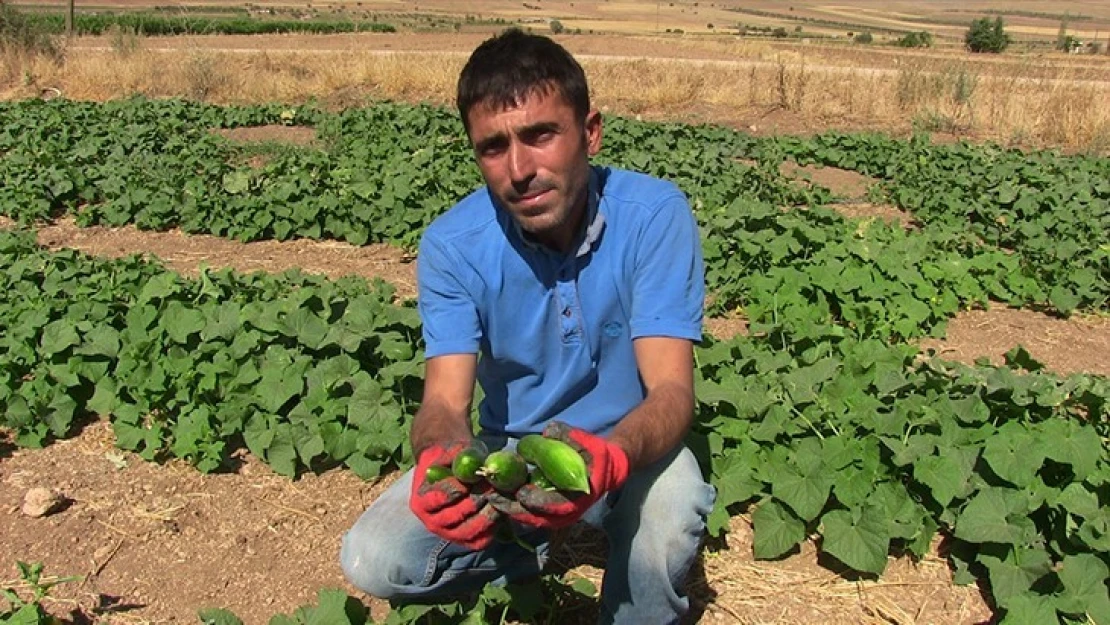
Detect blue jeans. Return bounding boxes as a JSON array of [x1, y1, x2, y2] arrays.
[[340, 444, 716, 625]]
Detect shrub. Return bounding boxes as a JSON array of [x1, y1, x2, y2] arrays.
[[853, 31, 873, 44], [895, 31, 933, 48], [1056, 34, 1081, 52], [549, 19, 564, 34], [965, 17, 1010, 53]]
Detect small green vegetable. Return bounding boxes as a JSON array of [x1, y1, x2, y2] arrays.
[[529, 470, 555, 490], [480, 450, 529, 492], [424, 465, 452, 484], [516, 434, 590, 493], [452, 445, 488, 484]]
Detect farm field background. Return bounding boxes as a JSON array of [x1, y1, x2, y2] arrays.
[[1, 2, 1108, 625]]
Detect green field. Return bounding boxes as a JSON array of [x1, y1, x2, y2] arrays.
[[1, 97, 1108, 623]]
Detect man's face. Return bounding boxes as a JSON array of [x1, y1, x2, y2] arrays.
[[465, 86, 602, 251]]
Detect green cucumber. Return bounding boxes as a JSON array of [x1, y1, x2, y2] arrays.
[[452, 446, 487, 484], [516, 434, 590, 493], [529, 469, 555, 490], [480, 450, 529, 492], [424, 465, 453, 484]]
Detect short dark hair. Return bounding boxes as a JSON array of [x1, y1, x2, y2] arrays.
[[457, 29, 590, 133]]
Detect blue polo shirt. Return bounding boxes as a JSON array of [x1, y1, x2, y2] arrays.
[[417, 166, 704, 436]]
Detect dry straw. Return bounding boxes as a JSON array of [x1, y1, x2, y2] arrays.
[[1, 36, 1108, 152]]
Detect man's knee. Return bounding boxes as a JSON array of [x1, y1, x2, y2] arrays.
[[341, 528, 396, 599], [341, 525, 428, 599]]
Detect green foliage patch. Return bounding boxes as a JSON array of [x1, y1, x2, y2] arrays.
[[1, 98, 1109, 624]]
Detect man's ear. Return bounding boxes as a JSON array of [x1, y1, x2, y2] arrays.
[[584, 109, 603, 157]]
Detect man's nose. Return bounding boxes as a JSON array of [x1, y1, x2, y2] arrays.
[[507, 142, 536, 183]]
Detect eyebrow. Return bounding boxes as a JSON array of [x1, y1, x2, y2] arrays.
[[473, 120, 562, 153]]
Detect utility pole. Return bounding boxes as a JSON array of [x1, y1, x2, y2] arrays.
[[66, 0, 75, 38]]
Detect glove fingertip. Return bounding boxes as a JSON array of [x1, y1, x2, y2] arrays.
[[542, 420, 573, 441]]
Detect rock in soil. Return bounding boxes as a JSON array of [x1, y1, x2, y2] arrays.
[[22, 487, 65, 518]]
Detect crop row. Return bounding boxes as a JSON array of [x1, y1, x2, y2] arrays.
[[1, 99, 1105, 344], [21, 12, 397, 36], [1, 230, 1106, 623]]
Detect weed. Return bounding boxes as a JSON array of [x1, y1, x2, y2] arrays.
[[1, 561, 83, 623], [106, 24, 142, 58], [182, 51, 231, 101], [0, 4, 61, 59]]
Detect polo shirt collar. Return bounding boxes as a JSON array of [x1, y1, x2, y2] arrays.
[[510, 166, 605, 259]]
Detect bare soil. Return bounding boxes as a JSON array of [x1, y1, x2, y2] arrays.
[[212, 125, 319, 147], [779, 162, 876, 200], [920, 307, 1110, 377]]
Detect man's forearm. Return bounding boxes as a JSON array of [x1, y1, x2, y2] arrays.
[[410, 402, 474, 460], [607, 381, 694, 470]]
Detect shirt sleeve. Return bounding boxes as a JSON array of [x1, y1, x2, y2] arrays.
[[417, 234, 482, 357], [629, 192, 705, 341]]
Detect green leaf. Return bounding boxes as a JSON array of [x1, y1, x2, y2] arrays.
[[1053, 483, 1099, 519], [982, 423, 1044, 488], [781, 357, 839, 403], [980, 552, 1046, 609], [954, 488, 1034, 545], [87, 377, 120, 415], [305, 588, 365, 625], [255, 352, 307, 414], [1056, 553, 1110, 623], [345, 453, 385, 481], [198, 608, 245, 625], [1048, 285, 1081, 313], [914, 450, 975, 508], [772, 464, 832, 522], [820, 504, 891, 575], [1002, 346, 1044, 372], [223, 170, 252, 194], [40, 319, 80, 355], [138, 272, 181, 302], [4, 603, 48, 625], [998, 593, 1058, 625], [284, 308, 330, 350], [752, 499, 805, 560], [74, 325, 121, 358], [712, 447, 763, 508], [164, 303, 207, 344], [1039, 418, 1101, 481], [266, 425, 299, 478]]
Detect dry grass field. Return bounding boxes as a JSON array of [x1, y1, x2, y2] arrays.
[[4, 1, 1110, 151]]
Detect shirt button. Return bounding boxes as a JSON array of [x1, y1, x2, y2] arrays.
[[562, 307, 572, 317]]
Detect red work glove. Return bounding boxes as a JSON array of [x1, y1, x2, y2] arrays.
[[409, 442, 501, 550], [493, 421, 630, 529]]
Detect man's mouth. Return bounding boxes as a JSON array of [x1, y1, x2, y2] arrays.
[[516, 188, 551, 207]]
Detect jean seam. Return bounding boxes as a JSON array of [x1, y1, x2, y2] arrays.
[[423, 538, 453, 586]]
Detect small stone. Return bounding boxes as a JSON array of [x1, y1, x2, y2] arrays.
[[22, 487, 65, 518]]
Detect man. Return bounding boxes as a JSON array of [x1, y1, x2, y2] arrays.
[[340, 29, 715, 624]]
